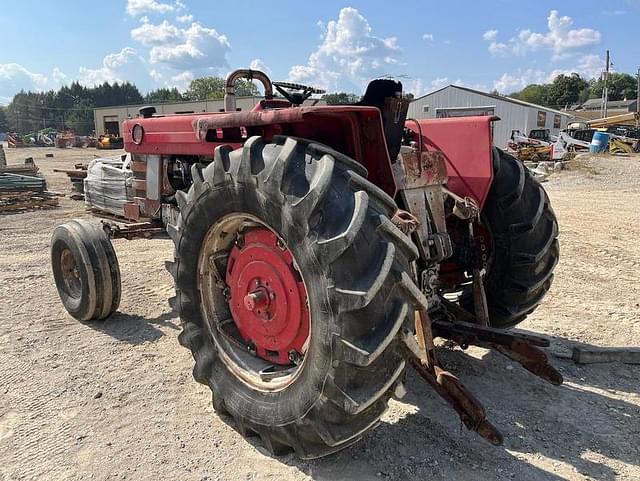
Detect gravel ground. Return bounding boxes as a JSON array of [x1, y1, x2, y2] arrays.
[[1, 147, 639, 481]]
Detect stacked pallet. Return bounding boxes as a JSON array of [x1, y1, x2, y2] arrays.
[[0, 173, 60, 213], [0, 159, 39, 176]]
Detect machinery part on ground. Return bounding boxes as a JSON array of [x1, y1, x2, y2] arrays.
[[96, 134, 124, 150], [463, 149, 559, 328], [166, 136, 419, 458], [609, 137, 639, 154], [51, 219, 121, 321]]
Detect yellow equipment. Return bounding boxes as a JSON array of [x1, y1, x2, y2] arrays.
[[96, 134, 124, 150]]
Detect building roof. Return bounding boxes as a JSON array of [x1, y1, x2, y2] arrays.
[[411, 84, 573, 116], [93, 95, 325, 113], [581, 98, 637, 110], [93, 96, 264, 112]]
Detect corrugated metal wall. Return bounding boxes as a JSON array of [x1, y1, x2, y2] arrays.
[[408, 86, 571, 148]]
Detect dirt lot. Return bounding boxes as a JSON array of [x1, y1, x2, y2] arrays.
[[1, 147, 639, 481]]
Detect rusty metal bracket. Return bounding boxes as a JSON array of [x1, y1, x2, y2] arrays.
[[434, 302, 563, 386], [402, 331, 503, 446]]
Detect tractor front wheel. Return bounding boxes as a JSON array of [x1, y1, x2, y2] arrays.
[[51, 219, 121, 321], [166, 136, 423, 458]]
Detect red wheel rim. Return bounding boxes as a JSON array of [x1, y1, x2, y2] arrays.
[[226, 228, 310, 365]]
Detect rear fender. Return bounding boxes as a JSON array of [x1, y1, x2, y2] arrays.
[[405, 116, 495, 209]]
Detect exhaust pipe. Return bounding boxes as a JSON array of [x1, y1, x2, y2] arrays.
[[224, 69, 274, 112]]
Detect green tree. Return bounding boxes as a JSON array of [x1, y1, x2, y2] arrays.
[[509, 84, 550, 105], [0, 107, 8, 132], [322, 92, 361, 104], [145, 87, 184, 103], [546, 73, 589, 107], [184, 77, 260, 101], [589, 72, 637, 101]]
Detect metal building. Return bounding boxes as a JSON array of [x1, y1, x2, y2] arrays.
[[408, 85, 574, 148], [93, 97, 325, 137]]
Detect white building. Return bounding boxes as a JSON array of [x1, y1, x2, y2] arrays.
[[408, 85, 574, 148]]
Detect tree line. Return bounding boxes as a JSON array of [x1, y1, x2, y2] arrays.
[[0, 77, 260, 135], [508, 72, 638, 109], [2, 71, 637, 135]]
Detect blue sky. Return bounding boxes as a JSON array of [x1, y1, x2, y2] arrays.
[[0, 0, 639, 104]]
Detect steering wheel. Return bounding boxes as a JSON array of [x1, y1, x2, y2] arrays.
[[272, 81, 326, 106]]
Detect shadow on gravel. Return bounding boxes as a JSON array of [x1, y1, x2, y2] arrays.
[[235, 345, 639, 481], [86, 310, 179, 344]]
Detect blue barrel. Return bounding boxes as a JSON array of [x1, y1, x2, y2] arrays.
[[590, 131, 610, 153]]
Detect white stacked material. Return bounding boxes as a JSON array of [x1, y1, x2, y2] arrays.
[[84, 153, 133, 216]]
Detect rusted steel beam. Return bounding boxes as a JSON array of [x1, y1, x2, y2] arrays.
[[432, 314, 563, 386], [402, 334, 503, 446]]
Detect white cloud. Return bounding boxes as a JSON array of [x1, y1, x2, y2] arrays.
[[493, 70, 543, 93], [148, 22, 230, 71], [131, 19, 182, 46], [78, 47, 147, 86], [482, 29, 509, 56], [177, 14, 193, 23], [288, 7, 402, 91], [149, 69, 163, 82], [0, 63, 49, 103], [422, 33, 434, 41], [546, 54, 605, 82], [0, 64, 72, 104], [52, 68, 67, 83], [168, 70, 194, 90], [249, 58, 271, 75], [406, 77, 469, 97], [126, 0, 174, 16], [483, 10, 601, 58]]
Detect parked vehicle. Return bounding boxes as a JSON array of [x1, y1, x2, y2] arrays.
[[51, 69, 561, 458]]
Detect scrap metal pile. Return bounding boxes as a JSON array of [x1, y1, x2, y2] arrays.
[[0, 152, 61, 213], [7, 130, 98, 149], [0, 173, 60, 213]]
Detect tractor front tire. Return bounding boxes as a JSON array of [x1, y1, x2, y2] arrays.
[[476, 148, 559, 328], [51, 219, 121, 321], [166, 136, 423, 458]]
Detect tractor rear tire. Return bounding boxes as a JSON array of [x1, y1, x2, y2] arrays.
[[51, 219, 121, 321], [472, 148, 559, 328], [166, 136, 423, 459]]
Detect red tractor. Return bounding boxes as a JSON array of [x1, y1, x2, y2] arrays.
[[51, 69, 560, 458]]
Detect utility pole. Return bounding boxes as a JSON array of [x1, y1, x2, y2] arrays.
[[600, 50, 610, 117], [602, 50, 610, 118]]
